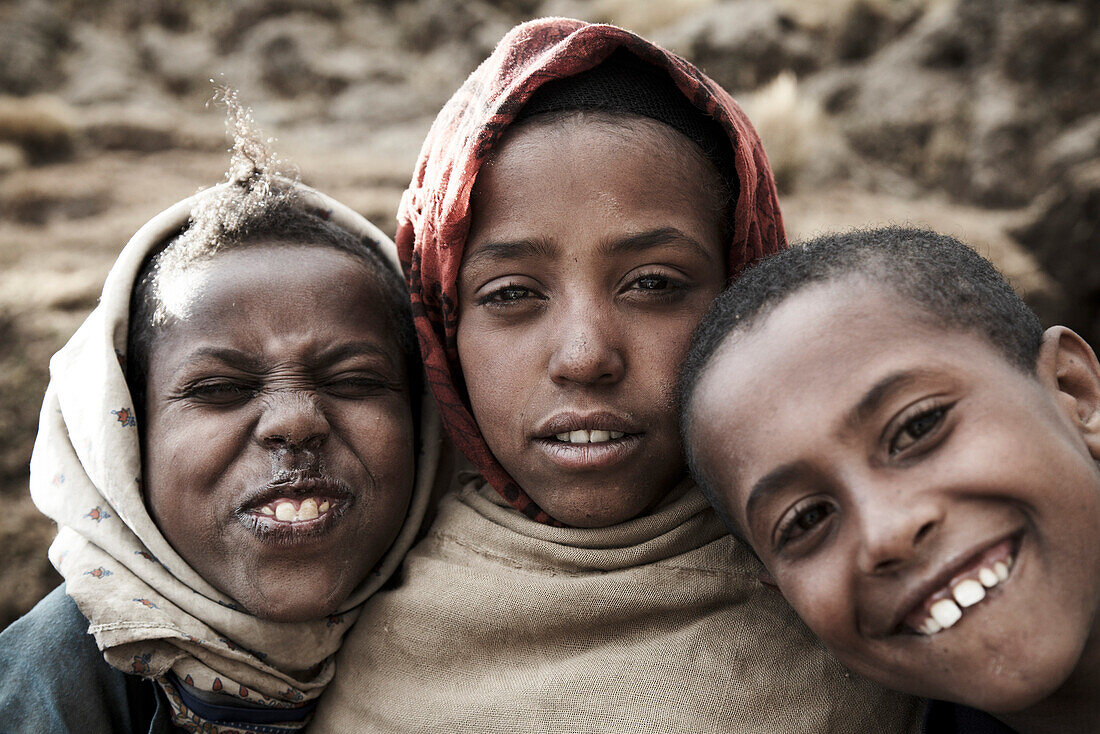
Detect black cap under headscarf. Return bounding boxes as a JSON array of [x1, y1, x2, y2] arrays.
[[516, 48, 739, 207]]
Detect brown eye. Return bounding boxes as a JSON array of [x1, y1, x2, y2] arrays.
[[776, 499, 836, 550], [890, 406, 947, 455]]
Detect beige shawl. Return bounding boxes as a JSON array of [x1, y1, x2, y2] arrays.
[[28, 182, 440, 706], [311, 478, 924, 732]]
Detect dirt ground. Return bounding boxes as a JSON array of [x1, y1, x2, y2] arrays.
[[0, 0, 1096, 630]]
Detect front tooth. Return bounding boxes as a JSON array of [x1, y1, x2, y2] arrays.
[[298, 498, 319, 520], [993, 561, 1009, 581], [319, 500, 330, 513], [274, 502, 296, 521], [953, 579, 986, 608], [978, 567, 999, 588], [260, 506, 275, 516], [569, 430, 589, 444], [609, 431, 624, 439], [589, 430, 610, 443], [918, 617, 943, 635], [556, 432, 570, 442], [929, 599, 963, 629]]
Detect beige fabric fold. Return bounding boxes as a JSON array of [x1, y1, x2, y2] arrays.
[[312, 478, 924, 732], [28, 181, 440, 706]]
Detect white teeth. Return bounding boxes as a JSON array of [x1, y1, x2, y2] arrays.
[[929, 599, 963, 629], [298, 498, 319, 521], [556, 429, 623, 444], [918, 617, 943, 636], [319, 500, 330, 513], [274, 502, 296, 521], [993, 561, 1009, 581], [260, 506, 275, 516], [952, 579, 986, 608], [978, 567, 999, 588]]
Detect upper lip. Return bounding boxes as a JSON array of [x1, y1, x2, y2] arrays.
[[533, 411, 640, 439], [880, 530, 1022, 636], [235, 473, 352, 514]]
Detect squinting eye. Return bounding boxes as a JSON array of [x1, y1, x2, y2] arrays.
[[184, 381, 255, 405], [890, 406, 948, 455], [634, 274, 672, 290]]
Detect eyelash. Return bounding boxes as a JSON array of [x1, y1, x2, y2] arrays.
[[180, 380, 256, 404], [775, 497, 836, 550], [888, 400, 952, 456], [475, 271, 686, 308], [476, 282, 543, 307]]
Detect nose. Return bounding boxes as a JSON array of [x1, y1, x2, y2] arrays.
[[546, 306, 625, 386], [256, 390, 330, 453], [855, 491, 943, 576]]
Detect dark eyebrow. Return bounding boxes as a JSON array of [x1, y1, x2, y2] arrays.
[[745, 462, 807, 530], [178, 347, 264, 373], [460, 236, 556, 272], [315, 340, 397, 367], [843, 370, 934, 433], [598, 227, 718, 265], [177, 341, 396, 375]]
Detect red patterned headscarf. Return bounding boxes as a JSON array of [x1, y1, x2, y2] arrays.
[[397, 17, 786, 524]]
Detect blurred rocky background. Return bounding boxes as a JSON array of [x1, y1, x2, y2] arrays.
[[0, 0, 1096, 629]]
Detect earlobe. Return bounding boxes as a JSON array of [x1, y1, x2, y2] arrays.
[[1038, 326, 1100, 450]]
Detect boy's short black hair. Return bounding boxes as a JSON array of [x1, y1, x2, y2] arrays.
[[680, 226, 1044, 502]]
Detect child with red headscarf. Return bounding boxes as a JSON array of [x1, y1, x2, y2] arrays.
[[312, 18, 924, 732]]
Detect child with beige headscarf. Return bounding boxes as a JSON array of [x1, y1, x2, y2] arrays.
[[0, 101, 440, 733]]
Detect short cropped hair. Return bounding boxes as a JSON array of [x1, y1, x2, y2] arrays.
[[680, 226, 1044, 500], [126, 91, 416, 417]]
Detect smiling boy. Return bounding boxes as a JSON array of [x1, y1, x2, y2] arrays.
[[681, 227, 1100, 732]]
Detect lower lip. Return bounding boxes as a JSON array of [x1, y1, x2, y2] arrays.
[[533, 434, 642, 471]]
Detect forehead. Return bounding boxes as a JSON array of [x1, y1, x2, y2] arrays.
[[467, 116, 723, 247], [152, 243, 399, 352], [690, 281, 1019, 492]]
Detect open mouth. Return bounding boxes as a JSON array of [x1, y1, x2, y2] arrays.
[[253, 496, 336, 523], [552, 429, 627, 444], [903, 535, 1019, 636], [531, 412, 643, 470], [236, 476, 352, 540]]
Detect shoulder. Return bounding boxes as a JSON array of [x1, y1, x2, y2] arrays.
[[0, 585, 168, 734]]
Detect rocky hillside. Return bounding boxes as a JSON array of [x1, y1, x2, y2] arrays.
[[0, 0, 1096, 628]]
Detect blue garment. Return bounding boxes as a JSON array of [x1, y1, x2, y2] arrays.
[[923, 699, 1019, 734], [0, 585, 173, 733]]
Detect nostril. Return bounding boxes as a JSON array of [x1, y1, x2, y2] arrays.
[[914, 521, 935, 545], [873, 557, 901, 575]]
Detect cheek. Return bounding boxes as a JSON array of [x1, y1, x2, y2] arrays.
[[775, 566, 856, 649], [457, 320, 538, 423], [341, 400, 416, 477]]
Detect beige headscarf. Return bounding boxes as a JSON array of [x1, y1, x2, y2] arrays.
[[28, 181, 440, 708]]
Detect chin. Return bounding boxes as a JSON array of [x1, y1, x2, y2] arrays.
[[237, 581, 349, 623]]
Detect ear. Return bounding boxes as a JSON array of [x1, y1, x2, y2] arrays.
[[1037, 326, 1100, 455]]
